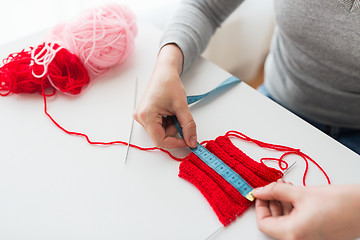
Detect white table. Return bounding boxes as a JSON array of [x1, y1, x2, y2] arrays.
[[0, 22, 359, 240]]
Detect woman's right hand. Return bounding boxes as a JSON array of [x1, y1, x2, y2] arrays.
[[133, 44, 197, 149]]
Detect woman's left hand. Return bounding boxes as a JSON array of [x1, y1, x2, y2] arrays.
[[253, 181, 360, 240]]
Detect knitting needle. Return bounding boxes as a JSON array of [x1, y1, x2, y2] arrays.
[[204, 226, 225, 240], [124, 77, 138, 165], [283, 161, 297, 175]]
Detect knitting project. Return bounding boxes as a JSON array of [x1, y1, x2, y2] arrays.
[[179, 135, 283, 226]]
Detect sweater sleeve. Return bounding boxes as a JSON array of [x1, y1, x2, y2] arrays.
[[160, 0, 243, 73]]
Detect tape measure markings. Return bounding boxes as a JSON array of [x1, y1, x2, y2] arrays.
[[172, 75, 254, 201], [192, 143, 253, 197]]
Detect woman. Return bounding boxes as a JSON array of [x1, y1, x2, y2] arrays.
[[134, 1, 360, 239]]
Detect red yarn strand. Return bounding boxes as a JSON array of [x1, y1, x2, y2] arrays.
[[260, 157, 289, 171], [41, 91, 183, 161], [0, 43, 330, 185], [226, 130, 331, 185], [0, 42, 183, 162]]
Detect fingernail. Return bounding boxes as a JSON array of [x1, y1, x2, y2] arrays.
[[190, 136, 197, 148], [252, 187, 263, 195]]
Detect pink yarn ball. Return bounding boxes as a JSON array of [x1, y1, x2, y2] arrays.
[[48, 3, 138, 77]]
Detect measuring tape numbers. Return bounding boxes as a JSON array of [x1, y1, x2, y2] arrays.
[[172, 76, 255, 201]]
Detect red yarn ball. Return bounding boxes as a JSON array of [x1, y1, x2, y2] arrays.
[[0, 47, 50, 96], [0, 43, 90, 96], [47, 47, 90, 95]]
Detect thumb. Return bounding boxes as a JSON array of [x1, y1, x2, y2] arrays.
[[253, 182, 300, 203], [176, 106, 197, 148]]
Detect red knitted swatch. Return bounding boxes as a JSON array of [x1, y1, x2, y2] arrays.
[[178, 135, 283, 226]]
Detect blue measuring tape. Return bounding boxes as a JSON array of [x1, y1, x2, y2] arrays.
[[172, 76, 255, 201]]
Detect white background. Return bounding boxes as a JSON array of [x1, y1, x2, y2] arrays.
[[0, 0, 177, 45]]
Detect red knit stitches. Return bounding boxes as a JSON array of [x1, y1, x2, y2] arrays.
[[214, 136, 283, 182], [178, 135, 283, 226]]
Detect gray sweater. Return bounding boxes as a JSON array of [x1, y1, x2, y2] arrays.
[[160, 0, 360, 129]]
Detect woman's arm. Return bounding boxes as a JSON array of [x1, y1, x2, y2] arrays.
[[134, 0, 243, 148], [161, 0, 243, 73], [134, 43, 198, 148]]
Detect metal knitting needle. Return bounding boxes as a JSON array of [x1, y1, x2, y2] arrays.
[[124, 77, 138, 165], [204, 226, 225, 240], [283, 161, 297, 175]]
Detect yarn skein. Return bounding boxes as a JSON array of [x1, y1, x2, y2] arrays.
[[0, 46, 49, 96], [0, 3, 137, 96], [48, 3, 138, 77], [0, 43, 90, 96]]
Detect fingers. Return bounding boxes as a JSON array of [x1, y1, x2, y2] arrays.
[[280, 200, 293, 215], [269, 200, 283, 217], [268, 199, 293, 217], [134, 108, 192, 149], [146, 115, 187, 149], [134, 111, 187, 149], [255, 198, 271, 220], [254, 181, 297, 239], [273, 180, 294, 214], [175, 106, 197, 148], [255, 199, 286, 239], [164, 123, 179, 137], [132, 56, 196, 149], [255, 194, 293, 219], [253, 181, 300, 203]]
